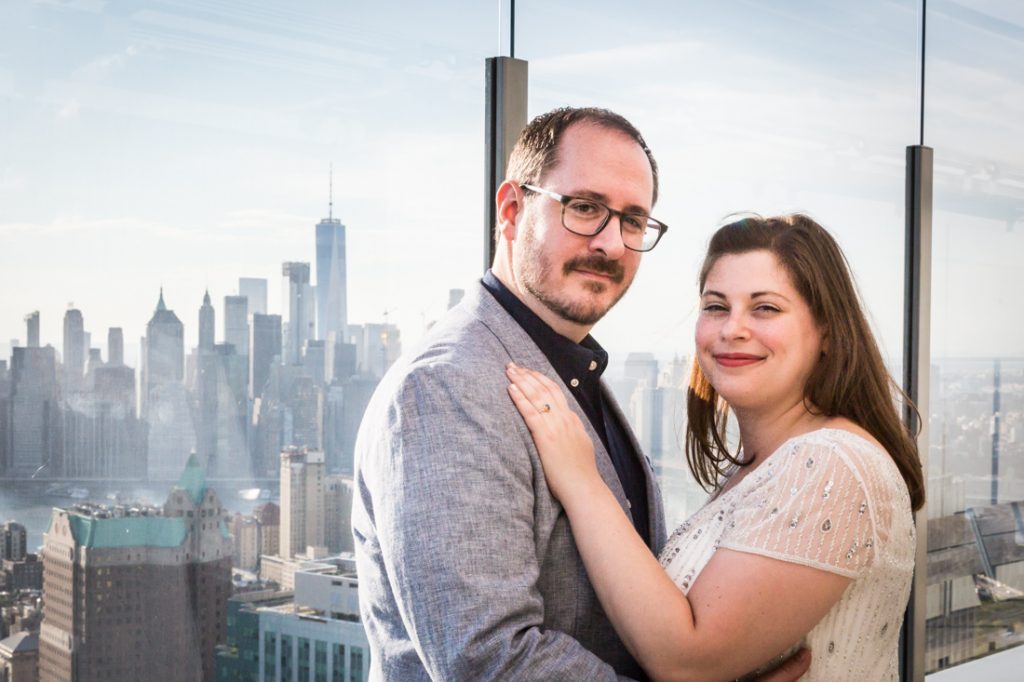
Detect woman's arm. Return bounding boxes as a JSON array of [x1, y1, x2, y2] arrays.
[[507, 364, 849, 682]]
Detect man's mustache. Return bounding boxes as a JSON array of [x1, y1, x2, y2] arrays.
[[563, 256, 625, 283]]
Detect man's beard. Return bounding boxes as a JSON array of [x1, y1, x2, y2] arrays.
[[517, 220, 632, 326]]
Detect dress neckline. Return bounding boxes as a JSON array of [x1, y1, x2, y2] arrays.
[[713, 427, 885, 502]]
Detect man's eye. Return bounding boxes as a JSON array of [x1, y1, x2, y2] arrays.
[[622, 214, 647, 231], [568, 200, 601, 217]]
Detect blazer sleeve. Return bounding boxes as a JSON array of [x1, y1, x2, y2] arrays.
[[366, 360, 628, 680]]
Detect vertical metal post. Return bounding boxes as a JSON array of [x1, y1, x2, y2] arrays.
[[992, 358, 1001, 504], [901, 144, 932, 682], [483, 56, 528, 271]]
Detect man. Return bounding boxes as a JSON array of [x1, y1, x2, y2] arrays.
[[353, 107, 809, 680]]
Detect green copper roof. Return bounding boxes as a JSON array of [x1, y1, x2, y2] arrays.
[[176, 452, 208, 506], [67, 514, 187, 549]]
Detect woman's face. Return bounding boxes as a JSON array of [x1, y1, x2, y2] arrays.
[[695, 249, 823, 414]]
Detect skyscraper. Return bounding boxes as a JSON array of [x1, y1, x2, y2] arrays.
[[24, 312, 39, 349], [281, 263, 312, 366], [329, 372, 378, 473], [143, 289, 193, 479], [62, 355, 145, 479], [1, 522, 27, 562], [9, 346, 60, 477], [238, 277, 267, 316], [107, 327, 124, 366], [62, 307, 85, 393], [254, 501, 281, 559], [251, 313, 282, 399], [324, 474, 354, 554], [143, 289, 185, 398], [315, 214, 347, 344], [229, 513, 261, 572], [351, 323, 401, 379], [223, 295, 249, 359], [279, 447, 325, 559], [199, 289, 215, 351], [39, 455, 232, 682], [211, 343, 249, 478]]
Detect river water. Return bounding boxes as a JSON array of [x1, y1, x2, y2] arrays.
[[0, 479, 279, 551]]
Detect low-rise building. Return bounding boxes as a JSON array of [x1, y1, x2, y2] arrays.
[[0, 631, 38, 682], [218, 556, 369, 682]]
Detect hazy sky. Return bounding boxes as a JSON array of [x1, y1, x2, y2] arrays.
[[2, 0, 1022, 367]]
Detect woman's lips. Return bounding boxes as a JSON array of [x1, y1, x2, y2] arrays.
[[714, 353, 765, 368]]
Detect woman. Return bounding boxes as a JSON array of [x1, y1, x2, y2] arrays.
[[506, 214, 924, 681]]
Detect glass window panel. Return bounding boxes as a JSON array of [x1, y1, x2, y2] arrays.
[[925, 2, 1024, 675], [1, 1, 490, 678], [519, 0, 918, 526]]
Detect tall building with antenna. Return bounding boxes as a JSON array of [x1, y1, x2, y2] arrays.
[[315, 165, 348, 346]]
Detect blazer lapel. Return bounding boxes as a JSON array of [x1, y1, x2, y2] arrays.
[[470, 284, 634, 515], [600, 381, 667, 553]]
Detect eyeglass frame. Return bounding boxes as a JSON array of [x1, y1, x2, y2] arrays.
[[519, 183, 668, 252]]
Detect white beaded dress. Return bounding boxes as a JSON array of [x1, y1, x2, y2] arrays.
[[658, 429, 915, 681]]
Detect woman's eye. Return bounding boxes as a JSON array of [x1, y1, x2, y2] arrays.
[[754, 305, 781, 314], [702, 303, 727, 312]]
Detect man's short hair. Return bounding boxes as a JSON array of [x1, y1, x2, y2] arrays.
[[505, 107, 659, 205]]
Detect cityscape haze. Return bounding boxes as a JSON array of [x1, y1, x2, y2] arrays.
[[1, 0, 1023, 679]]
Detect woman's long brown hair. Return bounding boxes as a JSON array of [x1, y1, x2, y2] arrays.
[[686, 214, 925, 511]]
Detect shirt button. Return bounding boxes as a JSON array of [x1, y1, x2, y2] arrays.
[[626, 501, 633, 509], [570, 378, 580, 388], [588, 360, 597, 371]]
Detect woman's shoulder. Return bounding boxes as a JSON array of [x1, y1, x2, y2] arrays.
[[780, 423, 910, 511]]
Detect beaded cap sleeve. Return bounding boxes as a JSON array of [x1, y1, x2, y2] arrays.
[[719, 432, 892, 578]]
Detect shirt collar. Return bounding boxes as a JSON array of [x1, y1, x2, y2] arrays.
[[481, 270, 609, 390]]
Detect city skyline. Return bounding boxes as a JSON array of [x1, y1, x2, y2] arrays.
[[5, 1, 1024, 365], [2, 2, 1022, 680]]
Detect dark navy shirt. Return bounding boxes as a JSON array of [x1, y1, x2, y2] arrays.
[[482, 270, 652, 548]]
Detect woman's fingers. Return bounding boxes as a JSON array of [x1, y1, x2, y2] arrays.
[[506, 363, 557, 413], [506, 363, 567, 412]]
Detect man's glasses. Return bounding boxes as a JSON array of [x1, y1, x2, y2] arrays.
[[520, 184, 668, 253]]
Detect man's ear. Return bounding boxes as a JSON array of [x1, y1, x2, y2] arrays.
[[495, 181, 523, 243]]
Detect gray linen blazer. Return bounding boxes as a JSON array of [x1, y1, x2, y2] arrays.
[[353, 281, 667, 681]]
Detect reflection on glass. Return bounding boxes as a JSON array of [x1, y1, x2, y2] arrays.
[[520, 0, 917, 529], [924, 1, 1024, 673], [1, 1, 490, 680]]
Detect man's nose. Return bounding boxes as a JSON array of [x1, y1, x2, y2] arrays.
[[588, 214, 627, 259]]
